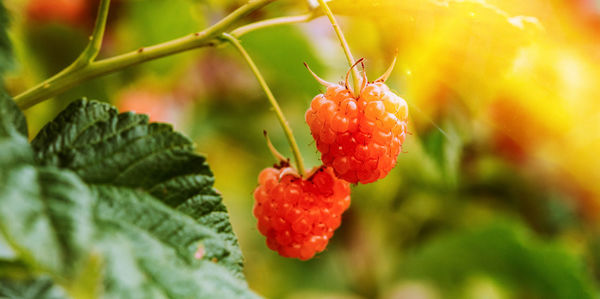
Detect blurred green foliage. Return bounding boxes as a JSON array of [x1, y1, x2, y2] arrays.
[[402, 220, 595, 298]]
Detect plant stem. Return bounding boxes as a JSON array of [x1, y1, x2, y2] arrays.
[[315, 0, 361, 95], [221, 33, 306, 176], [13, 0, 276, 109], [230, 12, 317, 37], [78, 0, 111, 64]]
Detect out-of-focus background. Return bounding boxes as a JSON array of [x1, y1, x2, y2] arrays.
[[4, 0, 600, 297]]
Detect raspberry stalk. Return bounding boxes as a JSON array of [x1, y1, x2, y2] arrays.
[[222, 33, 306, 176], [315, 0, 361, 96]]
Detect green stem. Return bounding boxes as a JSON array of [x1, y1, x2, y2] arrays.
[[315, 0, 361, 95], [221, 33, 306, 176], [78, 0, 111, 64], [230, 12, 317, 37], [14, 0, 276, 109]]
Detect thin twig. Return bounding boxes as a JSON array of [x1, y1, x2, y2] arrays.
[[231, 12, 316, 37], [315, 0, 361, 95]]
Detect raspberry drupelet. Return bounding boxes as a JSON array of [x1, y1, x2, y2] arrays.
[[253, 165, 351, 260], [304, 58, 408, 184]]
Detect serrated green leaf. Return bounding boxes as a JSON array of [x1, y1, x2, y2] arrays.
[[0, 166, 94, 278], [98, 229, 258, 299], [0, 91, 32, 171], [93, 185, 243, 276], [0, 93, 31, 169], [401, 220, 597, 298], [0, 165, 257, 298], [1, 99, 256, 297], [0, 134, 33, 168], [32, 100, 208, 191], [0, 90, 27, 138], [31, 99, 243, 276]]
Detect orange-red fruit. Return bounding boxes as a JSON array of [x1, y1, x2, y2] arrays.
[[306, 82, 408, 184], [253, 166, 351, 260]]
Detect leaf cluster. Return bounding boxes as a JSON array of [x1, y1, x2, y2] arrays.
[[0, 93, 257, 298]]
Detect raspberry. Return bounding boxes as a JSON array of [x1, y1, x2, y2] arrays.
[[252, 165, 351, 260], [304, 59, 408, 184]]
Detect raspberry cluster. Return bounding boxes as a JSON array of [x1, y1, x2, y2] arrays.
[[252, 166, 351, 260], [253, 60, 408, 260], [305, 80, 408, 184]]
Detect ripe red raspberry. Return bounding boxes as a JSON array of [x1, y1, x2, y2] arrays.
[[304, 59, 408, 184], [252, 165, 351, 260]]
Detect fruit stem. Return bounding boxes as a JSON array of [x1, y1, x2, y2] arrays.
[[222, 33, 306, 176], [315, 0, 361, 96]]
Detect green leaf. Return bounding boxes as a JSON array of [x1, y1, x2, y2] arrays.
[[0, 134, 33, 168], [93, 185, 243, 276], [98, 229, 257, 299], [85, 186, 253, 298], [0, 93, 34, 273], [0, 89, 27, 138], [0, 99, 256, 297], [401, 220, 597, 298], [32, 100, 208, 191], [0, 0, 13, 77], [0, 166, 94, 277], [0, 91, 31, 168], [31, 99, 243, 275]]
